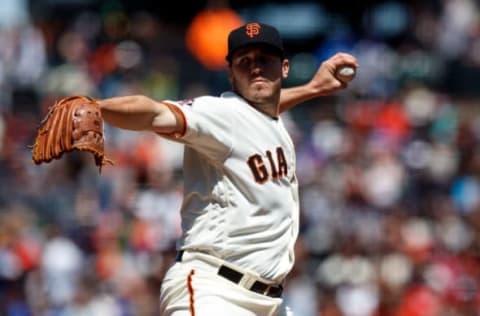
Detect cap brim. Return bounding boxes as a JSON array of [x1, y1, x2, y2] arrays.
[[226, 43, 284, 61]]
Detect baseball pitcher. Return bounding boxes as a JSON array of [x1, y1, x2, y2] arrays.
[[31, 22, 357, 316]]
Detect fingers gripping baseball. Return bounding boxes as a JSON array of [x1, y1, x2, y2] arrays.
[[335, 65, 356, 83], [308, 52, 358, 96], [31, 96, 113, 173], [329, 52, 358, 84]]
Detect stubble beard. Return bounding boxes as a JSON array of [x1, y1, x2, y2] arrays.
[[233, 80, 280, 113]]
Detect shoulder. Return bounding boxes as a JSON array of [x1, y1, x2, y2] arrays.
[[171, 92, 243, 112], [171, 95, 220, 107], [196, 92, 242, 106]]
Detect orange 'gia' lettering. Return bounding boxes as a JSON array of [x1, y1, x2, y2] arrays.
[[247, 147, 288, 184], [276, 147, 288, 177], [247, 154, 269, 183]]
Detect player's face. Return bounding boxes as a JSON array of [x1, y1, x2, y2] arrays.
[[228, 46, 289, 108]]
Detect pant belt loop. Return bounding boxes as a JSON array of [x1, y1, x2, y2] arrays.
[[263, 285, 272, 296]]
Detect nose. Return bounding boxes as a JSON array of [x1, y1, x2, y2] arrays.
[[251, 66, 262, 76], [250, 59, 263, 74]]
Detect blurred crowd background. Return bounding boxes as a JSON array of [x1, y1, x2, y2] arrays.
[[1, 0, 480, 315]]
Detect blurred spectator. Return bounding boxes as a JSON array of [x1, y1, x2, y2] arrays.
[[42, 30, 96, 97], [41, 225, 84, 309]]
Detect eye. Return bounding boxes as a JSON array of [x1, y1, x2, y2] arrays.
[[260, 55, 277, 65], [233, 52, 279, 68], [236, 57, 252, 68]]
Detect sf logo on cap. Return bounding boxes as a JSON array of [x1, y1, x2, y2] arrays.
[[245, 23, 261, 38]]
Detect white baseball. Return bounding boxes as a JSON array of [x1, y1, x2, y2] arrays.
[[336, 66, 356, 82]]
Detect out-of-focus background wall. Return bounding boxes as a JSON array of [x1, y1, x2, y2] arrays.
[[1, 0, 480, 315]]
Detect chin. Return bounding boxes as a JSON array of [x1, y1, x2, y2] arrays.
[[251, 86, 271, 97], [250, 92, 270, 102]]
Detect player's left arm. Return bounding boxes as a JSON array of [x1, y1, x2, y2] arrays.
[[279, 52, 358, 113], [99, 95, 184, 135]]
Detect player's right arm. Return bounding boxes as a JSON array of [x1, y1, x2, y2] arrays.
[[99, 95, 184, 136], [279, 52, 358, 113]]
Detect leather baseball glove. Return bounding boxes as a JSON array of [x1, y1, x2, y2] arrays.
[[31, 96, 113, 172]]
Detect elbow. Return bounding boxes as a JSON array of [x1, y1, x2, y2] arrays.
[[131, 94, 152, 104], [125, 95, 156, 111]]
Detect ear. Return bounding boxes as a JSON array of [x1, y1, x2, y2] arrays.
[[282, 59, 289, 79]]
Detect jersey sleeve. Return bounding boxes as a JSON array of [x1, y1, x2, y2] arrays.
[[160, 96, 233, 162]]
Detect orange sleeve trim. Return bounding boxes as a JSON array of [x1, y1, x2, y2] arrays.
[[187, 269, 196, 316], [159, 101, 187, 139]]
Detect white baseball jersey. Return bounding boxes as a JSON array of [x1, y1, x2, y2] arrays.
[[163, 91, 299, 283]]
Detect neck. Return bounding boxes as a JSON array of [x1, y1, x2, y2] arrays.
[[234, 91, 280, 119], [251, 101, 279, 118]]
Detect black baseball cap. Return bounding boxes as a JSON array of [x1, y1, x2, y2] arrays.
[[226, 22, 284, 62]]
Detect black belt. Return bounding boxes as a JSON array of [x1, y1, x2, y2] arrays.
[[175, 250, 283, 298]]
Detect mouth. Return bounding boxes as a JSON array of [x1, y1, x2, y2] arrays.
[[251, 77, 267, 85]]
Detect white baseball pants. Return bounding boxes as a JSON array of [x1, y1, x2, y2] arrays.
[[159, 252, 292, 316]]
